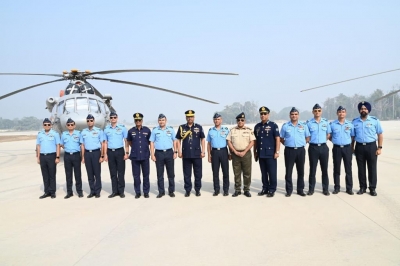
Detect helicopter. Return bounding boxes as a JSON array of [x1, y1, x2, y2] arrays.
[[0, 69, 238, 133], [301, 68, 400, 102]]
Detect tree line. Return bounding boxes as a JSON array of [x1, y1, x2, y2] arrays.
[[0, 117, 42, 131]]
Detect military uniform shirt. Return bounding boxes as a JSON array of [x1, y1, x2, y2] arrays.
[[206, 126, 229, 148], [254, 121, 279, 158], [176, 123, 205, 158], [352, 116, 383, 143], [104, 124, 128, 149], [80, 127, 104, 150], [127, 126, 151, 160], [36, 129, 61, 153], [226, 126, 255, 151], [149, 126, 175, 150], [61, 130, 81, 153], [330, 120, 354, 145], [280, 121, 310, 147], [306, 118, 331, 144]]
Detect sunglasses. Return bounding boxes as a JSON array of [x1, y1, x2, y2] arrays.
[[86, 119, 94, 122], [237, 119, 245, 122], [110, 116, 117, 119], [260, 112, 268, 116], [314, 109, 322, 112], [43, 123, 51, 126], [290, 113, 298, 116], [67, 123, 74, 126], [135, 119, 142, 122]]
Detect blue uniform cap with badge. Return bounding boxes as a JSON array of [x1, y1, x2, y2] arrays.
[[158, 113, 166, 119], [133, 113, 143, 120], [313, 103, 322, 110], [66, 118, 75, 124], [236, 112, 245, 119], [43, 118, 51, 124], [337, 106, 346, 112], [358, 101, 371, 112], [109, 111, 118, 117], [185, 110, 195, 117], [86, 114, 94, 120], [213, 113, 221, 119], [290, 107, 299, 113], [259, 106, 270, 114]]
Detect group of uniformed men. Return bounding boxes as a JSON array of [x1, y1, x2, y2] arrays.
[[36, 100, 383, 199]]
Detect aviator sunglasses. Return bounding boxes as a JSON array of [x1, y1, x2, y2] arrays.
[[86, 119, 94, 122], [237, 119, 245, 122]]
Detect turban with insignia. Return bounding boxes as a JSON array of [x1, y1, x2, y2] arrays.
[[358, 101, 371, 112]]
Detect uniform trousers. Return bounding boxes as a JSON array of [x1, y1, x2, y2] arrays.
[[332, 145, 353, 191], [355, 142, 378, 190], [155, 149, 174, 194], [182, 158, 202, 192], [259, 157, 277, 193], [308, 144, 329, 192], [107, 148, 125, 194], [40, 153, 57, 195], [84, 149, 102, 195], [131, 159, 150, 194], [284, 147, 305, 194], [231, 151, 252, 192], [64, 152, 82, 194], [211, 148, 229, 193]]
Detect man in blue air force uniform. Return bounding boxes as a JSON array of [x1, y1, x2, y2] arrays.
[[60, 118, 83, 199], [351, 101, 383, 196], [206, 113, 230, 196], [36, 118, 61, 199], [104, 111, 128, 198]]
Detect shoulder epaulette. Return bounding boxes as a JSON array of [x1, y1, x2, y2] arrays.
[[306, 120, 309, 123], [230, 126, 236, 130], [120, 124, 125, 127], [352, 117, 358, 121], [223, 126, 228, 130], [369, 116, 377, 120]]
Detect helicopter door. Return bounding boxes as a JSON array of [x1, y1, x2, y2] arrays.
[[57, 100, 65, 115]]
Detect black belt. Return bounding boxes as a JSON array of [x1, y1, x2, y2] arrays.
[[309, 143, 326, 146], [334, 144, 350, 148], [156, 148, 172, 152], [85, 148, 100, 152], [356, 142, 375, 146], [40, 152, 56, 156], [212, 147, 227, 150], [285, 146, 304, 149], [108, 147, 123, 151], [65, 151, 80, 155]]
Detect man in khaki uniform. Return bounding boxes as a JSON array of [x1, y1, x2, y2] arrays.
[[227, 112, 255, 197]]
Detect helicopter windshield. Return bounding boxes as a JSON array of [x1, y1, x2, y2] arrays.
[[76, 97, 89, 111], [64, 99, 74, 113], [57, 100, 64, 114], [89, 98, 100, 113]]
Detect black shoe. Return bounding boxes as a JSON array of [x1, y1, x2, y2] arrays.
[[157, 193, 165, 198], [185, 191, 190, 197], [332, 189, 340, 194], [169, 192, 175, 197], [108, 193, 119, 198], [135, 194, 141, 199], [370, 189, 377, 196], [258, 190, 267, 196], [39, 193, 50, 199], [78, 193, 84, 198], [232, 191, 241, 197], [298, 191, 306, 197], [87, 193, 95, 198], [195, 191, 201, 197], [51, 194, 56, 199], [213, 191, 219, 196], [307, 191, 314, 196], [267, 192, 275, 198], [285, 193, 292, 197], [95, 194, 100, 198], [64, 194, 73, 199], [357, 188, 366, 195], [119, 193, 125, 198], [144, 193, 149, 198], [346, 190, 354, 195], [323, 190, 330, 196], [223, 192, 229, 196], [244, 191, 251, 197]]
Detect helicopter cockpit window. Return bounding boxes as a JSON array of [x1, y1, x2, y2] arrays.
[[76, 97, 89, 111], [99, 102, 106, 114], [57, 100, 65, 115], [89, 99, 100, 113], [64, 99, 74, 113]]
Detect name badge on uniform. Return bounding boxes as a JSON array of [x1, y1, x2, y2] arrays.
[[194, 127, 199, 133]]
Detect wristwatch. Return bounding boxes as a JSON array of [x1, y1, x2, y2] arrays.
[[101, 156, 104, 158], [56, 156, 60, 159], [125, 152, 129, 154], [378, 146, 382, 149], [174, 151, 178, 153], [275, 151, 280, 154]]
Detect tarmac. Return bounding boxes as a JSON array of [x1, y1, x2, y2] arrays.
[[0, 122, 399, 265]]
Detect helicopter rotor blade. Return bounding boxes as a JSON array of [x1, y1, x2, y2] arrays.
[[85, 69, 238, 76], [0, 78, 65, 100], [0, 72, 63, 77], [91, 77, 219, 104], [374, 89, 400, 102], [301, 68, 400, 92]]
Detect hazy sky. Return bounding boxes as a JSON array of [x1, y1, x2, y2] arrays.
[[1, 0, 399, 123]]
